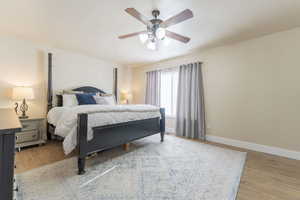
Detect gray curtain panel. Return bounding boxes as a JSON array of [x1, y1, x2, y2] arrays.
[[176, 62, 206, 140], [145, 70, 161, 106]]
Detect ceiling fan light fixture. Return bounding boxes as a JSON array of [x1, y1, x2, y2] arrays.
[[162, 37, 171, 46], [139, 33, 148, 43], [155, 27, 166, 40], [146, 40, 156, 50]]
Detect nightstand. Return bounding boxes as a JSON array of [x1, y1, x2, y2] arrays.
[[15, 117, 46, 151]]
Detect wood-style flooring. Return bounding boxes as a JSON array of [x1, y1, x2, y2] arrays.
[[15, 136, 300, 200]]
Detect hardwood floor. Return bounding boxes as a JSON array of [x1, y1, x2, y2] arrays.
[[208, 142, 300, 200], [15, 136, 300, 200]]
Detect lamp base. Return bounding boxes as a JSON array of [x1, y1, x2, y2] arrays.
[[19, 115, 29, 119], [19, 98, 29, 119]]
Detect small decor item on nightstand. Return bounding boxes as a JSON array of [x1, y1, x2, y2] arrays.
[[12, 87, 34, 119]]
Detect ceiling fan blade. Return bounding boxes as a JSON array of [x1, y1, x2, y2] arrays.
[[165, 30, 190, 43], [118, 31, 147, 39], [125, 8, 151, 26], [160, 9, 193, 28]]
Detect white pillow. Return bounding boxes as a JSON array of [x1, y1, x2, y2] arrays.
[[93, 96, 109, 105], [63, 94, 78, 107], [102, 95, 116, 105]]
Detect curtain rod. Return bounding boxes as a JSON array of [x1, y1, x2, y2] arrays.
[[145, 61, 202, 73]]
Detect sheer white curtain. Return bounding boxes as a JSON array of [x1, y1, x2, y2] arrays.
[[145, 67, 178, 117], [160, 68, 178, 117]]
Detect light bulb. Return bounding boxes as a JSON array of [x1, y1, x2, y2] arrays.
[[155, 28, 166, 40], [162, 37, 171, 46], [139, 33, 148, 43], [146, 41, 156, 50]]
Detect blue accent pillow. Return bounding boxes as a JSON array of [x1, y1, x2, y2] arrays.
[[75, 93, 96, 105]]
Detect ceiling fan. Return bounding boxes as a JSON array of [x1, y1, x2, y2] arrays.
[[118, 8, 194, 50]]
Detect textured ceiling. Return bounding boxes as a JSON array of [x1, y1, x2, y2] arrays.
[[0, 0, 300, 66]]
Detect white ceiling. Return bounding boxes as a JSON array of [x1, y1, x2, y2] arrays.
[[1, 0, 300, 66]]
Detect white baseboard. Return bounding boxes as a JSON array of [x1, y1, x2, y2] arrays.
[[206, 135, 300, 160]]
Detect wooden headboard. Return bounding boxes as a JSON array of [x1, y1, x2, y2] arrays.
[[55, 86, 106, 107], [73, 86, 106, 94], [47, 53, 118, 110]]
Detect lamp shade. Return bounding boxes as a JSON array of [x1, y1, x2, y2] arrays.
[[12, 87, 34, 100], [120, 91, 132, 101]]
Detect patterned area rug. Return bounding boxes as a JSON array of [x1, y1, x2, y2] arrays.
[[17, 135, 246, 200]]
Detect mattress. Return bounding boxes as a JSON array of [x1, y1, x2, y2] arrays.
[[47, 104, 161, 154]]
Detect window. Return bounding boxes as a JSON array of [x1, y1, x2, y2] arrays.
[[160, 68, 178, 117]]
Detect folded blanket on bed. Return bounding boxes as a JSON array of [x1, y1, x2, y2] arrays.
[[48, 105, 161, 155]]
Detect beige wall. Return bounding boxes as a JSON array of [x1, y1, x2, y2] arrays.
[[132, 27, 300, 152], [0, 36, 47, 116], [0, 36, 131, 117]]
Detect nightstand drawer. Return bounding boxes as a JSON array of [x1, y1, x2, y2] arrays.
[[21, 121, 39, 131], [16, 130, 38, 144]]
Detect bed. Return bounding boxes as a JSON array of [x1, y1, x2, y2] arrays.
[[46, 53, 165, 175]]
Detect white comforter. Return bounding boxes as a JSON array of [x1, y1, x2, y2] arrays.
[[47, 105, 161, 154]]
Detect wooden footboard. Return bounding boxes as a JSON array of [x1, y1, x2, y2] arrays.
[[77, 108, 165, 175]]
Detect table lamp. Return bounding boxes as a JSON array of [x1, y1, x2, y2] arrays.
[[12, 87, 34, 119], [120, 91, 132, 104]]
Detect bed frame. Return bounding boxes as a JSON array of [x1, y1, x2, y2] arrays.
[[47, 53, 165, 175]]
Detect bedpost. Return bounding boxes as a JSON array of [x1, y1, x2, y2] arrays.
[[47, 53, 53, 140], [160, 108, 165, 142], [113, 68, 118, 103], [78, 113, 88, 175], [47, 53, 53, 111]]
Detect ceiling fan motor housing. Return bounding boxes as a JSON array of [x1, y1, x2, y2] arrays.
[[152, 10, 160, 18], [148, 10, 164, 40]]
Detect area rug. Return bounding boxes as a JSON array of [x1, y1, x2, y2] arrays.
[[17, 135, 246, 200]]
